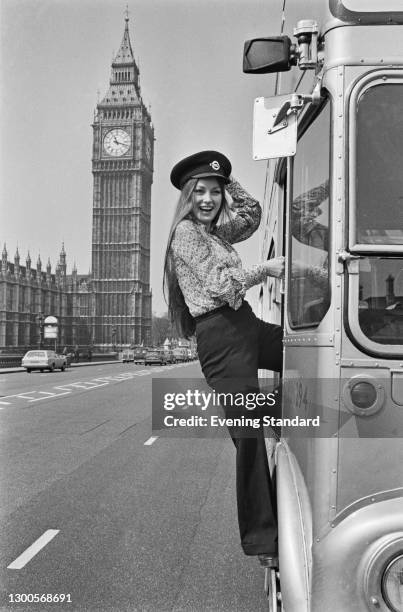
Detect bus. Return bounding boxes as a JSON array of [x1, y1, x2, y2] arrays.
[[243, 1, 403, 611]]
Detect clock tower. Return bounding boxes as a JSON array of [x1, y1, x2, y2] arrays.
[[92, 14, 153, 348]]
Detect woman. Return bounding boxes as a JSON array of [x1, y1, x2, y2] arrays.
[[164, 150, 284, 563]]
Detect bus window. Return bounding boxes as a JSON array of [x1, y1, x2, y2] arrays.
[[355, 84, 403, 246], [289, 103, 331, 328], [358, 257, 403, 345]]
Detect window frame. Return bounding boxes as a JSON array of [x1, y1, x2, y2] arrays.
[[287, 95, 332, 330], [346, 71, 403, 357], [348, 71, 403, 254]]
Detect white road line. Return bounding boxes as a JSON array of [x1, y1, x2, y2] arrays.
[[144, 436, 158, 446], [16, 394, 36, 400], [7, 529, 60, 570], [69, 383, 93, 389], [29, 392, 71, 403], [0, 400, 11, 405]]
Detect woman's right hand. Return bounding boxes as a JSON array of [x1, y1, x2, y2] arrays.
[[266, 256, 285, 279]]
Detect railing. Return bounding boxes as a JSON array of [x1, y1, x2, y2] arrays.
[[0, 355, 23, 368], [0, 352, 119, 369]]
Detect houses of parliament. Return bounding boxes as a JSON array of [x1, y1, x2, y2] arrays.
[[0, 16, 153, 351]]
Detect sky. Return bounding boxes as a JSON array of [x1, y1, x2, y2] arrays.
[[0, 0, 279, 315]]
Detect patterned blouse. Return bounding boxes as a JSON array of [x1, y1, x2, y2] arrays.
[[171, 179, 272, 317]]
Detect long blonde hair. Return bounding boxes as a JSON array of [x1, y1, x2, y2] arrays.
[[163, 178, 231, 338]]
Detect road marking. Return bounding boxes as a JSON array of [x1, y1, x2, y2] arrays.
[[29, 391, 71, 403], [16, 394, 36, 400], [7, 530, 60, 570], [144, 436, 158, 446], [0, 365, 167, 407]]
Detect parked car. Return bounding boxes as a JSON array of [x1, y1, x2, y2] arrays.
[[121, 349, 135, 363], [173, 347, 188, 363], [133, 346, 148, 364], [163, 349, 176, 364], [144, 348, 167, 366], [21, 350, 67, 373]]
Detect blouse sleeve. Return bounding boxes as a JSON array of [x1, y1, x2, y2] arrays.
[[214, 178, 261, 244], [172, 220, 271, 309]]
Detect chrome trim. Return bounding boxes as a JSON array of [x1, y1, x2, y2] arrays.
[[348, 70, 403, 251], [342, 374, 385, 416], [276, 441, 311, 612], [331, 488, 403, 528], [310, 498, 403, 611]]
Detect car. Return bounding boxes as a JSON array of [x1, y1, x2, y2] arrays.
[[144, 348, 167, 366], [133, 346, 148, 364], [162, 349, 176, 364], [173, 347, 188, 363], [121, 349, 135, 363], [21, 350, 67, 373]]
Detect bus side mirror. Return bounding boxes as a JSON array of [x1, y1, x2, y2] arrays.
[[243, 37, 297, 74]]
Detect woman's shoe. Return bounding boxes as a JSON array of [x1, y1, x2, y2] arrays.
[[258, 554, 279, 568]]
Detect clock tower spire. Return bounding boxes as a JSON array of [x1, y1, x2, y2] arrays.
[[91, 14, 153, 348]]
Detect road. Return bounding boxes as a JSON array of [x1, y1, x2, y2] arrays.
[[0, 361, 268, 611]]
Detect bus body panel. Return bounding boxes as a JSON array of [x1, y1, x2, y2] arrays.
[[255, 1, 403, 609]]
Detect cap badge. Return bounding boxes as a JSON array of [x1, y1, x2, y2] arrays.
[[210, 161, 220, 171]]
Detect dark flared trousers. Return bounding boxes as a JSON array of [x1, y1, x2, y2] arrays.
[[195, 301, 283, 556]]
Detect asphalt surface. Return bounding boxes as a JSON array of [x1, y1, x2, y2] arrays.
[[0, 362, 268, 612]]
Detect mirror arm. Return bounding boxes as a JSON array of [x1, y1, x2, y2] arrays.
[[272, 85, 323, 130]]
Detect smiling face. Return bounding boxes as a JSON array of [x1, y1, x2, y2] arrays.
[[191, 178, 223, 229]]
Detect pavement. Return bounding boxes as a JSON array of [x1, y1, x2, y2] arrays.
[[0, 360, 122, 375]]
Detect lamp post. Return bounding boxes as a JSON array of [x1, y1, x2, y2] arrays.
[[37, 314, 44, 349]]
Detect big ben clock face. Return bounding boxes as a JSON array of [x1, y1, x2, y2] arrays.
[[103, 129, 131, 156]]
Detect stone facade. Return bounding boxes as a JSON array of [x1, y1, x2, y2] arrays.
[[91, 15, 153, 348], [0, 245, 93, 351]]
